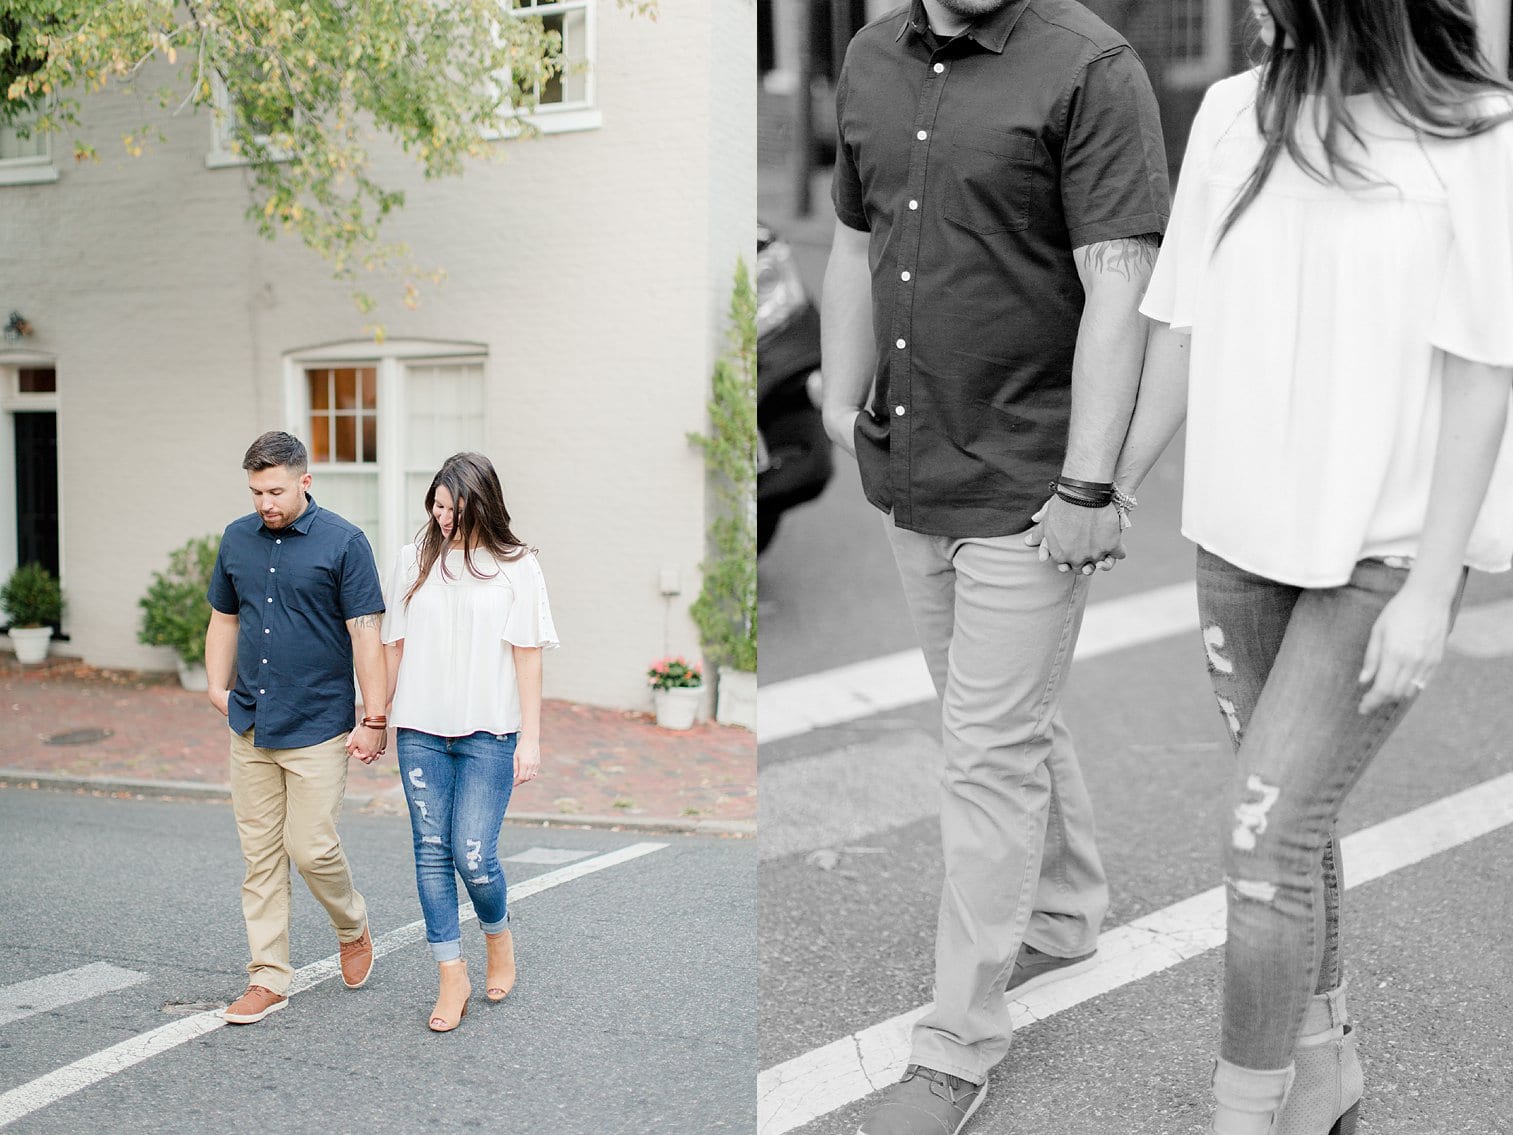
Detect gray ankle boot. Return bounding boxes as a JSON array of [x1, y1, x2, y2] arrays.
[[1211, 1056, 1295, 1135], [1275, 986, 1363, 1135]]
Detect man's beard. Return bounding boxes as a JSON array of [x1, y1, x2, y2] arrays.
[[932, 0, 1016, 19]]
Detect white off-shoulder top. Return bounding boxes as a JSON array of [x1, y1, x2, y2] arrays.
[[381, 543, 560, 737], [1142, 68, 1513, 586]]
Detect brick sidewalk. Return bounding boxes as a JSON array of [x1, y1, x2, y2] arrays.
[[0, 657, 754, 830]]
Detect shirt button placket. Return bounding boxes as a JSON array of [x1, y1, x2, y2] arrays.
[[891, 53, 948, 527]]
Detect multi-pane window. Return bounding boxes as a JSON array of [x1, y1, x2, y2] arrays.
[[295, 354, 486, 563], [0, 107, 58, 185], [505, 0, 593, 112], [1166, 0, 1230, 88], [306, 366, 381, 544]]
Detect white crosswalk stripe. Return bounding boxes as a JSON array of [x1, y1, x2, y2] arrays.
[[0, 964, 150, 1027], [756, 770, 1513, 1134], [0, 842, 668, 1129], [503, 847, 595, 865], [759, 582, 1199, 743]]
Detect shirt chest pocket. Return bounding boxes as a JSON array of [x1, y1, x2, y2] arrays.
[[941, 126, 1037, 235], [282, 564, 338, 614]]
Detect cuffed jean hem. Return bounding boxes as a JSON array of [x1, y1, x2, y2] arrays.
[[480, 914, 509, 935], [430, 938, 463, 963]]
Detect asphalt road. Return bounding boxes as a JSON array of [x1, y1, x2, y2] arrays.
[[757, 161, 1513, 1135], [0, 790, 755, 1134]]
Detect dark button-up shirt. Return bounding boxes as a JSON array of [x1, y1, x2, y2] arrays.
[[208, 496, 385, 749], [834, 0, 1170, 536]]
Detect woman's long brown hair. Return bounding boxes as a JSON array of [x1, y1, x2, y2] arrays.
[[1219, 0, 1513, 243], [403, 452, 529, 608]]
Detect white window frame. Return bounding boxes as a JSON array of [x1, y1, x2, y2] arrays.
[[206, 74, 297, 169], [493, 0, 604, 136], [1166, 0, 1232, 89], [283, 340, 490, 567], [0, 353, 63, 618], [0, 104, 60, 186]]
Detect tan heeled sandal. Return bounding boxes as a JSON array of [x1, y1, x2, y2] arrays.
[[484, 928, 516, 1001], [428, 959, 470, 1032]]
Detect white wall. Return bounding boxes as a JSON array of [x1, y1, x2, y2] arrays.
[[0, 0, 756, 712]]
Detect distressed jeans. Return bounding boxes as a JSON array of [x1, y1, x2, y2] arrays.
[[1195, 548, 1464, 1069], [886, 517, 1109, 1084], [396, 729, 517, 962]]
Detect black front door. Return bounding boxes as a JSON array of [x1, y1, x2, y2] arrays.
[[14, 411, 59, 579]]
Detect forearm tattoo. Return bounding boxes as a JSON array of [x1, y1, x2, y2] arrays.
[[351, 613, 382, 630], [1078, 234, 1160, 282]]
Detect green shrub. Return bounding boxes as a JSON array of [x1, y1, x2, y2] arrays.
[[688, 258, 758, 673], [1, 562, 63, 628], [138, 534, 221, 664]]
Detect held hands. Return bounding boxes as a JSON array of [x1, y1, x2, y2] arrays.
[[1358, 584, 1451, 715], [344, 723, 387, 765], [513, 737, 542, 786], [1024, 495, 1126, 575]]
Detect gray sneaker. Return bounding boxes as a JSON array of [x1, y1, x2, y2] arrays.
[[857, 1065, 987, 1135], [1005, 942, 1097, 997]]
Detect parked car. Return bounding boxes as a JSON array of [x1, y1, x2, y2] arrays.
[[757, 221, 831, 553]]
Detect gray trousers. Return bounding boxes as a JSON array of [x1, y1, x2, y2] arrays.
[[885, 516, 1109, 1083]]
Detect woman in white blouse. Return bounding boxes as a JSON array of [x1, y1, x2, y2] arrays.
[[1112, 1, 1513, 1131], [380, 452, 558, 1032]]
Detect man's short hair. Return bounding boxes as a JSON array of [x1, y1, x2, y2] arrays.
[[242, 431, 309, 475]]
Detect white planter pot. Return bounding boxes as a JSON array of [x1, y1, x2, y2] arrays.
[[176, 658, 209, 692], [715, 666, 756, 731], [9, 625, 52, 665], [653, 685, 703, 731]]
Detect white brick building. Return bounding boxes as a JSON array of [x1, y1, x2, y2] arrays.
[[0, 0, 756, 712]]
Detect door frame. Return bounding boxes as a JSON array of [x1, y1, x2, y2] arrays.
[[0, 351, 62, 624]]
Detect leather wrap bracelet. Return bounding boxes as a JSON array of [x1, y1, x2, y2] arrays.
[[1049, 477, 1114, 508]]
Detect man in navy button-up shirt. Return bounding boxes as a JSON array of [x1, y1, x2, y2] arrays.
[[204, 431, 387, 1023], [820, 2, 1169, 1130]]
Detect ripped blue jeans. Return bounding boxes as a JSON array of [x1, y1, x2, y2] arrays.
[[397, 729, 516, 962], [1195, 548, 1464, 1069]]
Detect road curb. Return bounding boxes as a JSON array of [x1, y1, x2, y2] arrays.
[[0, 770, 756, 838]]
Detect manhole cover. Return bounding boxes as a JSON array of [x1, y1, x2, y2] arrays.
[[44, 728, 113, 746]]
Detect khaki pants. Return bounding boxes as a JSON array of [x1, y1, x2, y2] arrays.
[[229, 727, 368, 994], [885, 517, 1109, 1083]]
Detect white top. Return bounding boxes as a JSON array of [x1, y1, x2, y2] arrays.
[[381, 544, 560, 736], [1141, 69, 1513, 586]]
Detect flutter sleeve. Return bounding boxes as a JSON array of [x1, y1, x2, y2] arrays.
[[1140, 74, 1245, 331], [501, 552, 561, 650], [380, 545, 415, 645], [1430, 109, 1513, 368]]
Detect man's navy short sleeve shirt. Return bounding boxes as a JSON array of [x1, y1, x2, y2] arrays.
[[208, 496, 385, 749], [832, 0, 1170, 537]]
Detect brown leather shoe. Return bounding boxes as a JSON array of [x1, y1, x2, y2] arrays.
[[339, 925, 374, 989], [220, 985, 288, 1024]]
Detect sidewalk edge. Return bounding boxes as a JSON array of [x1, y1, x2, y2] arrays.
[[0, 770, 756, 837]]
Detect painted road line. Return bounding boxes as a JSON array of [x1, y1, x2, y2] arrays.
[[759, 582, 1199, 744], [504, 847, 595, 865], [759, 731, 939, 862], [0, 842, 668, 1129], [1448, 596, 1513, 658], [757, 772, 1513, 1135], [0, 965, 150, 1028]]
